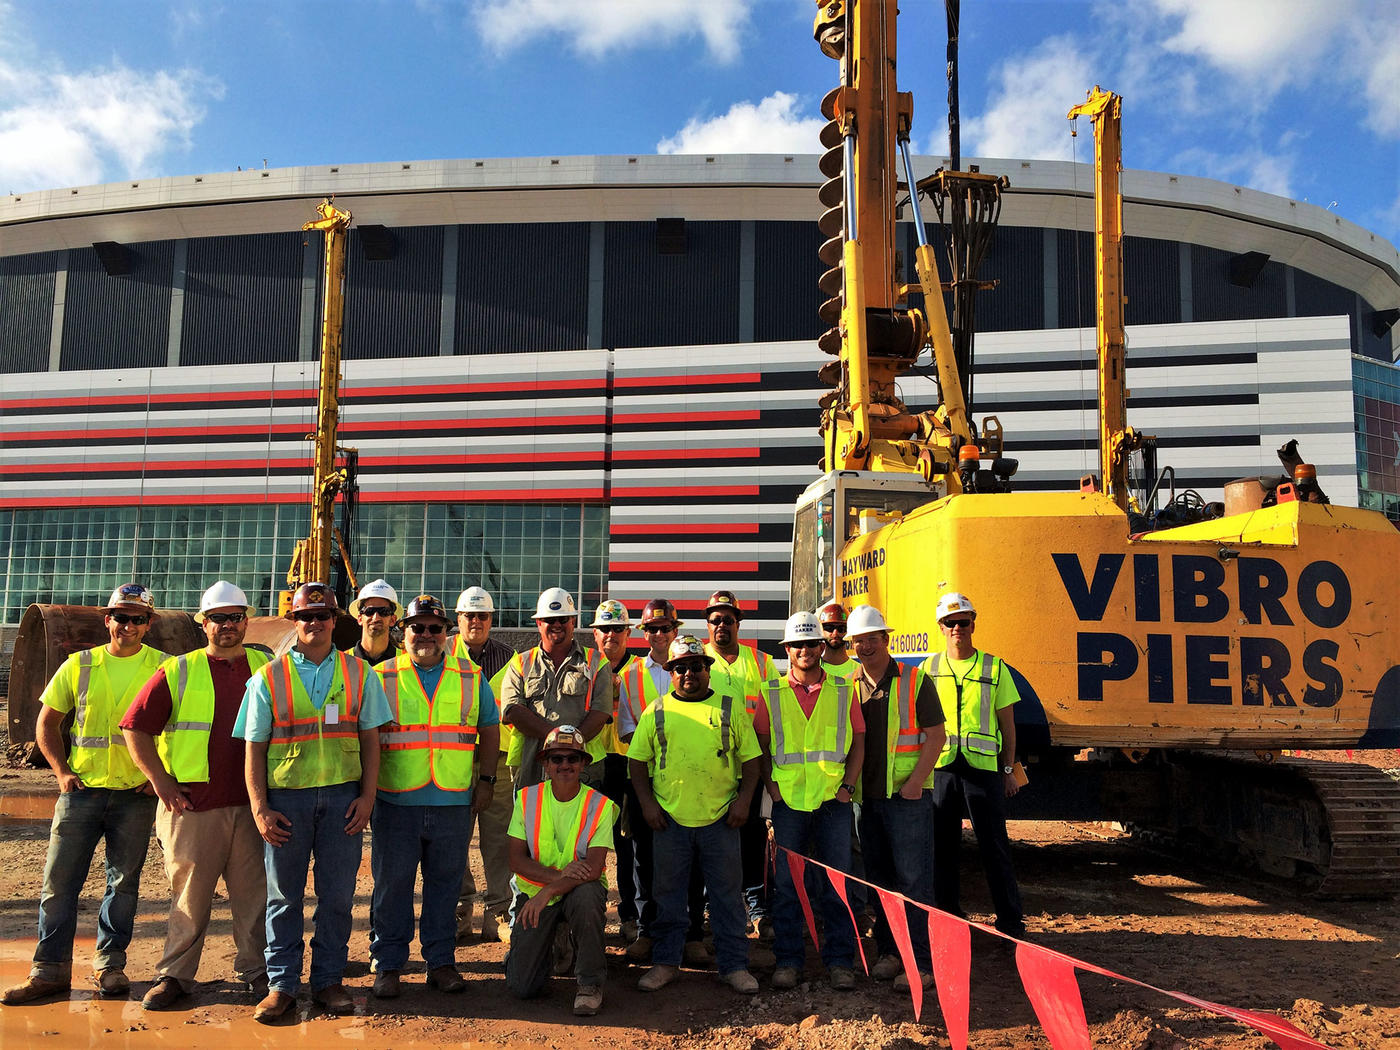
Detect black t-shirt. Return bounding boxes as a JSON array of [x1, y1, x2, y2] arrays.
[[859, 660, 943, 799]]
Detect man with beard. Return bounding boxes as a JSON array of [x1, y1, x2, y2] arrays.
[[817, 602, 856, 678], [347, 580, 402, 667]]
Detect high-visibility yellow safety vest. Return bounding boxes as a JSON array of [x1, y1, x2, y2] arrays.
[[68, 644, 166, 790], [156, 647, 270, 783], [375, 653, 482, 793], [760, 675, 853, 811], [704, 642, 775, 716], [514, 782, 611, 902], [452, 635, 515, 758], [609, 656, 663, 757], [876, 665, 937, 797], [923, 651, 1003, 772], [652, 691, 736, 772], [504, 647, 609, 767], [263, 651, 368, 789]]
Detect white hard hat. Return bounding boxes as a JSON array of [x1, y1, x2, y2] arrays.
[[591, 599, 631, 627], [195, 580, 251, 623], [846, 604, 891, 638], [349, 579, 402, 619], [455, 586, 494, 614], [782, 611, 822, 645], [534, 587, 577, 619], [935, 592, 976, 622]]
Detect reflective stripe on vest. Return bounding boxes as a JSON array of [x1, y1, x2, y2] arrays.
[[515, 782, 609, 895], [653, 692, 732, 772], [265, 652, 366, 788], [927, 651, 999, 764], [70, 650, 116, 751], [377, 655, 481, 791], [69, 645, 164, 789], [763, 675, 852, 810], [762, 676, 850, 766]]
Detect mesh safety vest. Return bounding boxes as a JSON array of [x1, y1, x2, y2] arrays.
[[156, 648, 270, 783], [610, 656, 663, 757], [376, 653, 482, 793], [924, 651, 1003, 772], [504, 646, 609, 766], [263, 651, 368, 789], [704, 642, 775, 716], [760, 675, 853, 811], [68, 644, 165, 789], [514, 782, 611, 902]]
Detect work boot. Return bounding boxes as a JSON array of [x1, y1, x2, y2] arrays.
[[771, 966, 799, 990], [721, 969, 760, 994], [747, 944, 777, 969], [253, 990, 296, 1023], [682, 939, 714, 969], [245, 975, 269, 1000], [620, 919, 640, 943], [625, 935, 654, 963], [141, 976, 188, 1011], [893, 970, 933, 991], [96, 968, 130, 998], [638, 964, 679, 991], [456, 898, 478, 941], [1, 975, 70, 1006], [426, 965, 465, 993], [573, 984, 603, 1016], [829, 966, 856, 991], [371, 970, 401, 999], [312, 983, 354, 1015], [871, 954, 902, 981]]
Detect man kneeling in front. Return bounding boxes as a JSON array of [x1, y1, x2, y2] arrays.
[[505, 725, 616, 1016]]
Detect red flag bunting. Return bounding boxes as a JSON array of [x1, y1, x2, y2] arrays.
[[1015, 941, 1091, 1050], [825, 868, 869, 975], [875, 887, 924, 1021], [785, 850, 820, 956], [927, 909, 971, 1050]]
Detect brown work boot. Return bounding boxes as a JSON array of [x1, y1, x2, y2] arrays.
[[1, 975, 70, 1006], [312, 982, 354, 1015], [625, 935, 653, 963], [573, 983, 603, 1016], [141, 976, 188, 1011], [426, 965, 465, 993], [96, 968, 130, 998], [253, 990, 296, 1024], [371, 970, 401, 999], [638, 964, 679, 991]]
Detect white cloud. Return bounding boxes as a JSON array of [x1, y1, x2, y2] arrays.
[[1346, 16, 1400, 137], [962, 35, 1094, 161], [657, 91, 825, 154], [475, 0, 751, 63]]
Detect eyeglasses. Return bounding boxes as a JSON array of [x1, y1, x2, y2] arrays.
[[462, 612, 491, 621], [407, 622, 446, 635], [942, 618, 973, 630], [786, 640, 822, 650], [643, 623, 675, 633], [672, 661, 708, 675], [361, 606, 394, 619], [823, 623, 847, 632], [596, 625, 628, 634], [294, 611, 334, 623], [707, 616, 737, 627], [206, 612, 246, 625], [546, 753, 585, 766], [538, 616, 573, 625], [110, 612, 149, 626]]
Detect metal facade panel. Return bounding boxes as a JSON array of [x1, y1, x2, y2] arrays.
[[343, 225, 444, 361], [602, 220, 740, 349], [455, 222, 589, 355], [1056, 228, 1096, 331], [59, 240, 174, 370], [1124, 235, 1180, 326], [1190, 244, 1287, 322], [180, 233, 304, 366], [0, 250, 58, 373], [753, 221, 825, 342], [977, 225, 1043, 332]]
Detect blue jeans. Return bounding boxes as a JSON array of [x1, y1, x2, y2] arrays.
[[652, 816, 748, 974], [771, 797, 855, 970], [32, 788, 157, 980], [857, 790, 935, 970], [264, 782, 363, 994], [370, 800, 472, 972]]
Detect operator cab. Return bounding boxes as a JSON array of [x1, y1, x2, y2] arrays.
[[789, 470, 942, 615]]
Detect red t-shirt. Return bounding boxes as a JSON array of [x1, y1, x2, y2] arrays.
[[120, 654, 254, 811], [753, 676, 866, 735]]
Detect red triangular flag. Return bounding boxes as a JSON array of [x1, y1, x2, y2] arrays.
[[927, 909, 971, 1050], [876, 887, 923, 1020], [785, 849, 820, 955], [825, 867, 868, 974], [1176, 995, 1330, 1050], [1015, 941, 1091, 1050]]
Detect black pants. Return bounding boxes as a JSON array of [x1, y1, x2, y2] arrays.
[[602, 755, 641, 925], [932, 760, 1024, 936], [739, 790, 770, 922]]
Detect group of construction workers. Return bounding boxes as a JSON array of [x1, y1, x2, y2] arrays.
[[1, 576, 1026, 1021]]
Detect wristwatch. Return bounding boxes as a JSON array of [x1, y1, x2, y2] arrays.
[[1001, 765, 1014, 775], [478, 774, 498, 785], [839, 783, 856, 795]]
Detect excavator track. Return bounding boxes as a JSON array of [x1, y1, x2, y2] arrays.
[[1154, 753, 1400, 899]]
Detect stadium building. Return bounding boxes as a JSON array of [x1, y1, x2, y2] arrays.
[[2, 153, 1398, 647]]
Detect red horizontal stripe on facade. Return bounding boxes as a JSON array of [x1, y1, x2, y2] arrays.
[[612, 410, 759, 425], [2, 423, 309, 443], [609, 561, 759, 574], [613, 372, 761, 389], [0, 488, 606, 509], [0, 389, 311, 411], [611, 522, 759, 535], [612, 447, 759, 461], [0, 449, 606, 477], [610, 485, 760, 498]]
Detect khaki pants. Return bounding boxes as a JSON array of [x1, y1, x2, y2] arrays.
[[155, 804, 267, 990], [461, 766, 516, 922]]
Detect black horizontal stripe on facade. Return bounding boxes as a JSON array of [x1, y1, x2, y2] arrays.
[[610, 485, 808, 508], [0, 460, 611, 484], [1002, 432, 1261, 453], [611, 522, 793, 544], [975, 351, 1259, 374], [978, 392, 1259, 413], [609, 560, 793, 583]]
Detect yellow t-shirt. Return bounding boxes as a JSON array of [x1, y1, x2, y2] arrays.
[[627, 689, 760, 827]]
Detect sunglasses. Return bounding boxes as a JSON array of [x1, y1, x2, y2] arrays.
[[708, 616, 737, 627], [643, 623, 675, 633], [672, 661, 708, 675], [206, 612, 246, 625], [462, 612, 491, 621], [786, 640, 822, 650], [361, 606, 394, 619], [110, 612, 149, 626], [546, 753, 585, 766], [823, 623, 847, 632], [407, 622, 446, 635], [294, 611, 334, 623], [538, 616, 573, 625], [942, 618, 973, 630], [596, 625, 628, 634]]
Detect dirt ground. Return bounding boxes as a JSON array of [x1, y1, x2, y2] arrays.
[[1, 746, 1397, 1049]]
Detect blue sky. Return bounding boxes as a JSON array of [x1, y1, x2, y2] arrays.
[[2, 0, 1397, 244]]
